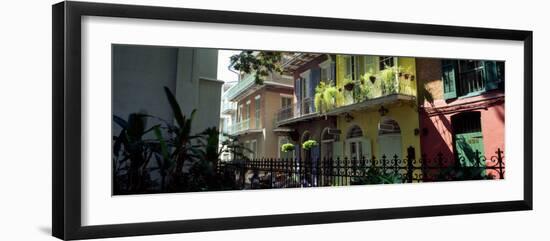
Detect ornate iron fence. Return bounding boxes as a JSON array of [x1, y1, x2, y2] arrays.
[[217, 147, 505, 190]]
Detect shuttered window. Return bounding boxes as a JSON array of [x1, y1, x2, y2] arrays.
[[442, 60, 458, 99], [442, 60, 504, 100]]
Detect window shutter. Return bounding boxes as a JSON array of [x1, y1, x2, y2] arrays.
[[484, 61, 500, 91], [310, 67, 321, 94], [332, 141, 342, 160], [295, 78, 301, 114], [442, 60, 458, 100]]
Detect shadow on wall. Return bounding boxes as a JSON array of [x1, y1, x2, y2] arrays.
[[419, 109, 453, 159]]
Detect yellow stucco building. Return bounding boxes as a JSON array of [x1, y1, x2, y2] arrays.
[[326, 55, 421, 161]]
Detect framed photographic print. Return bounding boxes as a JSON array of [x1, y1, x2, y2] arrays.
[[52, 1, 533, 240]]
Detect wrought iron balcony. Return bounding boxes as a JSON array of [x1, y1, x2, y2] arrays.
[[229, 118, 263, 135], [340, 73, 416, 107], [224, 74, 256, 101], [221, 100, 236, 114], [275, 97, 317, 125]]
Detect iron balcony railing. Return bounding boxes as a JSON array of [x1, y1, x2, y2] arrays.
[[275, 97, 316, 123], [230, 118, 263, 135], [221, 100, 236, 114], [231, 119, 249, 134], [224, 74, 256, 101], [341, 73, 416, 106]]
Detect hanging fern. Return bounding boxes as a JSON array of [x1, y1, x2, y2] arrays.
[[314, 81, 339, 113]]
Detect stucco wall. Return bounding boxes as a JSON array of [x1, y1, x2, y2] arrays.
[[331, 55, 421, 159], [416, 58, 444, 103], [113, 45, 221, 137], [235, 86, 293, 158], [416, 58, 505, 161], [112, 45, 178, 137], [336, 104, 421, 160], [419, 103, 505, 160]]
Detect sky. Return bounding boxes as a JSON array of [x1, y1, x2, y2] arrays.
[[217, 50, 241, 83]]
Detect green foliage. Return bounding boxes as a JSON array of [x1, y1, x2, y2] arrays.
[[380, 65, 399, 94], [281, 143, 295, 153], [112, 113, 160, 194], [359, 71, 377, 99], [341, 77, 357, 91], [113, 87, 249, 194], [302, 140, 318, 150], [229, 51, 284, 85], [351, 166, 404, 185], [314, 81, 339, 113]]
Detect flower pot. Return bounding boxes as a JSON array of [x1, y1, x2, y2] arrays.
[[369, 76, 376, 83], [398, 72, 403, 77], [404, 73, 410, 79], [344, 83, 355, 91], [410, 75, 415, 81]]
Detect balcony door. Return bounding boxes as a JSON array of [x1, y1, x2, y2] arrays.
[[345, 125, 363, 160], [378, 118, 402, 160]]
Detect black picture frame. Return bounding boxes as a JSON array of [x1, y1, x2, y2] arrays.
[[52, 1, 533, 240]]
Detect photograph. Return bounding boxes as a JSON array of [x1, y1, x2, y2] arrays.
[[111, 45, 505, 195]]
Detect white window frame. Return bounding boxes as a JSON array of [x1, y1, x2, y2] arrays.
[[245, 100, 251, 120], [254, 96, 261, 128], [319, 59, 333, 82], [346, 137, 363, 160], [238, 104, 243, 121]]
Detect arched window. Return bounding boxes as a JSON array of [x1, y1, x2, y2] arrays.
[[301, 131, 311, 144], [347, 125, 364, 139], [378, 118, 401, 135]]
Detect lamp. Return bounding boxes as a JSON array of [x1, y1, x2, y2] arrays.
[[344, 113, 354, 122], [378, 106, 389, 116]]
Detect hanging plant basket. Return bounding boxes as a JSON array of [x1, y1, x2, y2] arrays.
[[344, 82, 355, 91], [302, 140, 318, 150], [281, 143, 295, 153], [369, 75, 376, 83]]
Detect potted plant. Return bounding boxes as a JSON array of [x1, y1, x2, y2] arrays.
[[315, 81, 340, 114], [281, 143, 295, 153], [380, 66, 401, 94], [343, 78, 356, 91], [369, 75, 377, 83], [302, 139, 318, 150]]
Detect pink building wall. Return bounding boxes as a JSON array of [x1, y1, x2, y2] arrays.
[[419, 97, 505, 159], [416, 58, 505, 178]]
